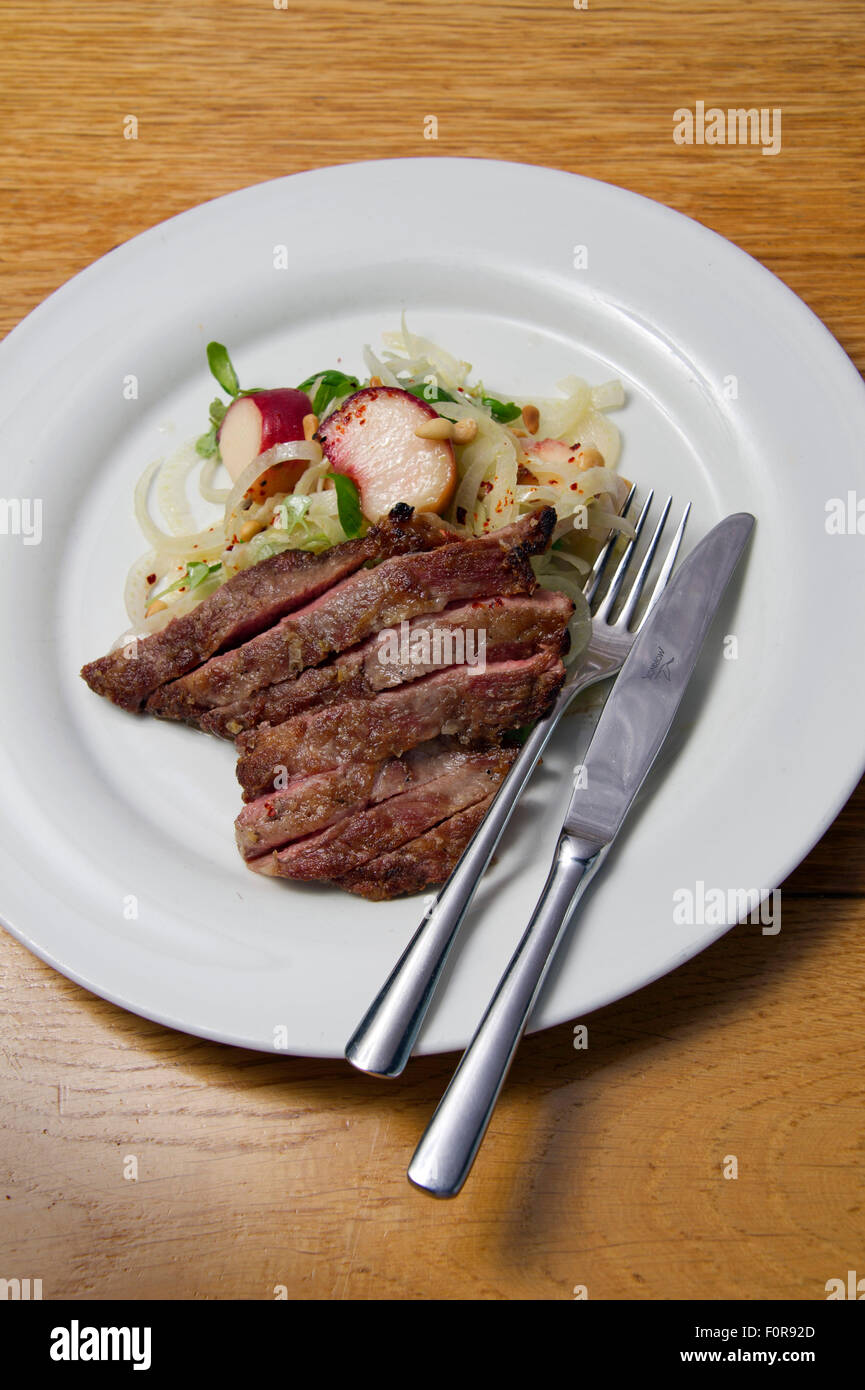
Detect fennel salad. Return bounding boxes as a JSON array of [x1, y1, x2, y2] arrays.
[[124, 321, 633, 660]]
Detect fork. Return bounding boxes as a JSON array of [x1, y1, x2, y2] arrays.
[[344, 490, 691, 1077]]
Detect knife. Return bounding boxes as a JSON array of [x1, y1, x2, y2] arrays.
[[407, 511, 755, 1197]]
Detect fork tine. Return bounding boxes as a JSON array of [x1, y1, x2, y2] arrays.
[[634, 500, 691, 631], [615, 495, 672, 628], [592, 489, 655, 623], [582, 482, 636, 606]]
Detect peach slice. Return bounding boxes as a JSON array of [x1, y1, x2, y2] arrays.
[[316, 387, 456, 521]]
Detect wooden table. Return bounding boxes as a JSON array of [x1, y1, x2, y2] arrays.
[[1, 0, 863, 1301]]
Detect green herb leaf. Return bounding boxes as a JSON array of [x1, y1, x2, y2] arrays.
[[208, 398, 228, 428], [405, 381, 457, 405], [186, 560, 221, 590], [195, 425, 219, 458], [326, 472, 363, 538], [297, 368, 355, 392], [206, 342, 240, 398], [298, 369, 361, 418], [155, 561, 222, 600], [482, 395, 521, 424]]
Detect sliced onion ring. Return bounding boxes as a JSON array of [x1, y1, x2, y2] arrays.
[[223, 441, 323, 537], [134, 458, 225, 558]]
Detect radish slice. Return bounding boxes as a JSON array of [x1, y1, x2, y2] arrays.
[[317, 386, 456, 521], [219, 388, 313, 483]]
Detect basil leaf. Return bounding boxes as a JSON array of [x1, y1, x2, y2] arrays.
[[405, 381, 457, 404], [298, 367, 357, 392], [206, 342, 240, 398], [315, 376, 360, 415], [298, 369, 361, 418], [326, 472, 363, 538], [482, 395, 521, 424]]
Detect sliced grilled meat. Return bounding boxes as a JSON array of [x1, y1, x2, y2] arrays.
[[336, 795, 496, 900], [203, 589, 573, 739], [80, 504, 448, 711], [363, 588, 573, 690], [147, 538, 540, 725], [236, 648, 565, 801], [235, 738, 483, 860], [251, 747, 515, 880]]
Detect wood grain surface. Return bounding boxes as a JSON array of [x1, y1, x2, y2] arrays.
[[1, 0, 864, 1301]]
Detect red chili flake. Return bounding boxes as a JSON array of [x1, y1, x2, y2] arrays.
[[479, 480, 493, 496], [570, 482, 579, 491], [146, 573, 156, 585], [264, 801, 277, 820]]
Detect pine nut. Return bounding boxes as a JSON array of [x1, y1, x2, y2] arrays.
[[521, 404, 540, 435], [452, 418, 478, 444], [240, 519, 265, 543], [577, 446, 604, 471], [145, 599, 167, 618], [414, 417, 455, 440], [302, 413, 319, 441]]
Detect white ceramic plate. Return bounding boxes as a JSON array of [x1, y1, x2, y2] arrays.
[[1, 158, 864, 1057]]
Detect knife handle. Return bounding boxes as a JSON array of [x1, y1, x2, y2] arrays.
[[407, 831, 608, 1198]]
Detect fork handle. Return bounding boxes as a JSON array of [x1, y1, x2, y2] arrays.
[[344, 662, 609, 1078], [344, 703, 559, 1076], [407, 832, 608, 1197]]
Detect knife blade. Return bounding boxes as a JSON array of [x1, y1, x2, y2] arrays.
[[563, 509, 755, 857], [407, 511, 754, 1196]]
